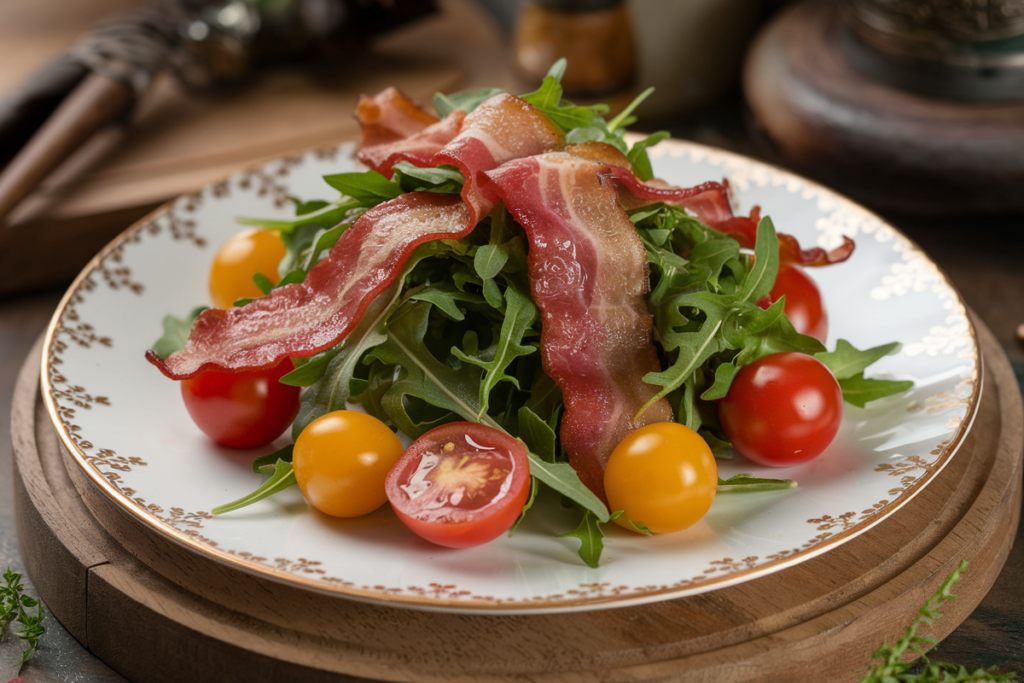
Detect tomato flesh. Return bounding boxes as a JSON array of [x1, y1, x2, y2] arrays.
[[718, 352, 842, 467], [293, 411, 405, 518], [385, 422, 531, 548], [208, 228, 286, 309], [180, 360, 299, 449], [758, 262, 828, 343], [604, 423, 717, 534]]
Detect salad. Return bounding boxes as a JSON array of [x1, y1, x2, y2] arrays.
[[148, 61, 912, 567]]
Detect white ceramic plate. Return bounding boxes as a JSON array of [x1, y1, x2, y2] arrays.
[[42, 139, 979, 614]]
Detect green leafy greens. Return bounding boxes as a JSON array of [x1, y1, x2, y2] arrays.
[[178, 62, 915, 569], [1, 567, 46, 670]]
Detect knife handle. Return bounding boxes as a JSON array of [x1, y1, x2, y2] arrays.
[[0, 72, 133, 227]]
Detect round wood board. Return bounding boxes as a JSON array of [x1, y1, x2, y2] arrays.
[[13, 314, 1023, 683]]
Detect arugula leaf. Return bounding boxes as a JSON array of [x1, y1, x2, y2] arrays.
[[815, 340, 902, 380], [701, 362, 741, 401], [559, 510, 606, 568], [838, 373, 916, 408], [237, 201, 358, 233], [410, 282, 485, 321], [738, 217, 779, 304], [252, 444, 293, 473], [280, 346, 342, 387], [607, 86, 654, 132], [452, 286, 538, 419], [369, 301, 493, 437], [291, 282, 400, 437], [322, 170, 402, 205], [509, 476, 539, 536], [527, 453, 609, 522], [212, 459, 296, 515], [433, 87, 506, 118], [717, 473, 797, 493], [392, 162, 464, 194], [627, 130, 669, 182], [610, 510, 652, 535], [473, 243, 509, 280], [517, 406, 557, 463], [252, 271, 274, 295], [150, 306, 207, 359], [289, 197, 330, 215]]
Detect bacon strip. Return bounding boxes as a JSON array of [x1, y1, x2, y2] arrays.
[[612, 172, 855, 266], [148, 194, 472, 379], [483, 153, 674, 502], [355, 87, 439, 150], [149, 94, 563, 380]]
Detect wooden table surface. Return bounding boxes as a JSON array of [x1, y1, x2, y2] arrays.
[[1, 1, 1024, 680]]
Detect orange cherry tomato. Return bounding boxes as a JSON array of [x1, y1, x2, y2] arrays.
[[604, 423, 717, 534], [208, 228, 286, 309], [293, 411, 405, 518]]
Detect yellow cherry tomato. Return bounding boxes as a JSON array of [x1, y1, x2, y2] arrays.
[[208, 228, 286, 309], [604, 423, 717, 534], [293, 411, 404, 518]]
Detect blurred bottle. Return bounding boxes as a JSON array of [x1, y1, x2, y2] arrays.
[[513, 0, 636, 97]]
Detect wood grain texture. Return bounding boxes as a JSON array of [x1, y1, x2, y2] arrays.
[[12, 316, 1023, 683], [743, 0, 1024, 215]]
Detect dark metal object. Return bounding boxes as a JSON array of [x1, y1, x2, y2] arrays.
[[0, 0, 435, 227], [843, 0, 1024, 101]]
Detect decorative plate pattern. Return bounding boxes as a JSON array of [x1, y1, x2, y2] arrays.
[[42, 139, 979, 614]]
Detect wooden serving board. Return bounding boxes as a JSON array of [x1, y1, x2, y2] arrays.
[[12, 315, 1024, 683]]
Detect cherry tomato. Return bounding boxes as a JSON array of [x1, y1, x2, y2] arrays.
[[758, 262, 828, 343], [718, 352, 842, 467], [385, 422, 531, 548], [293, 411, 404, 518], [181, 360, 300, 449], [208, 228, 286, 309], [604, 423, 718, 534]]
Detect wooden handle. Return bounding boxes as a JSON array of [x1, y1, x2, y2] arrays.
[[0, 72, 133, 227]]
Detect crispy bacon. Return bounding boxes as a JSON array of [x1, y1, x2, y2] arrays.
[[483, 153, 674, 502], [149, 94, 563, 380], [355, 87, 439, 150], [148, 194, 473, 379], [612, 171, 855, 266]]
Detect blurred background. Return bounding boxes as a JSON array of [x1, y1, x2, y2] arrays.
[[0, 0, 1022, 679]]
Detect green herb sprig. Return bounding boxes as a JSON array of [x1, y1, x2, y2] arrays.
[[1, 568, 46, 669], [861, 560, 1015, 682]]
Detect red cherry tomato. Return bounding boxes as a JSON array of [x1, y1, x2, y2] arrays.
[[180, 361, 300, 449], [718, 352, 842, 467], [758, 262, 828, 343], [385, 422, 531, 548]]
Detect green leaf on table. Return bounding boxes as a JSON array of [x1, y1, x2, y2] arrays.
[[815, 340, 903, 380], [717, 473, 797, 493], [838, 373, 916, 408], [212, 459, 296, 515], [322, 169, 402, 205], [150, 306, 207, 359], [1, 566, 46, 669], [433, 87, 506, 118], [560, 510, 606, 568]]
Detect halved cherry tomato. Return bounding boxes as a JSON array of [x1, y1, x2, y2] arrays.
[[181, 360, 300, 449], [604, 423, 717, 534], [757, 262, 828, 343], [385, 422, 531, 548], [208, 228, 286, 309], [718, 352, 842, 467], [293, 411, 404, 518]]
